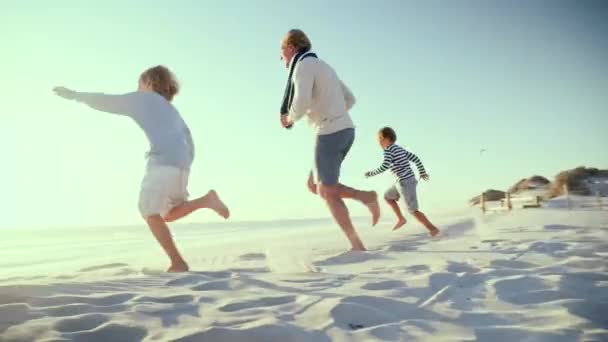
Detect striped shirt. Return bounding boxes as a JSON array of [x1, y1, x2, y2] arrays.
[[366, 144, 427, 180]]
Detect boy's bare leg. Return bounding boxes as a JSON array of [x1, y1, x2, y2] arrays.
[[145, 215, 189, 272], [385, 198, 406, 230], [412, 211, 440, 237], [164, 190, 230, 222], [320, 184, 366, 251]]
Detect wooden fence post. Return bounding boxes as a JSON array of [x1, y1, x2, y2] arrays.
[[564, 184, 571, 210], [506, 192, 512, 211], [481, 192, 486, 214]]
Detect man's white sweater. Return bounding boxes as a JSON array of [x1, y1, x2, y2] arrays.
[[287, 55, 356, 135]]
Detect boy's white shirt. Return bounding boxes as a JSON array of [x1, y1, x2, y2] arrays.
[[287, 56, 356, 135]]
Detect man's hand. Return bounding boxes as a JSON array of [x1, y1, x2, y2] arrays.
[[307, 172, 318, 194], [421, 174, 430, 181], [280, 114, 293, 128], [53, 86, 77, 100]]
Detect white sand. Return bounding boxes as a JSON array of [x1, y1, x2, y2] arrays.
[[1, 205, 607, 342]]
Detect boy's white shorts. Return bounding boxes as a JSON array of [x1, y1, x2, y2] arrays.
[[138, 165, 190, 218]]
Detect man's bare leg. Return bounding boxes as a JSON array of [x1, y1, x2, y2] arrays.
[[308, 173, 379, 226], [386, 198, 406, 230], [337, 184, 380, 226], [164, 190, 230, 222], [319, 184, 366, 251], [145, 215, 189, 272], [412, 210, 440, 237]]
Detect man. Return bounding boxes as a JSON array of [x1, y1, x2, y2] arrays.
[[279, 29, 380, 251]]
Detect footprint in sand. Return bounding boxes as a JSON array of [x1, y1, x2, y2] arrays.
[[64, 323, 147, 342], [367, 324, 405, 341], [54, 314, 109, 333], [191, 279, 246, 292], [172, 324, 330, 342], [111, 268, 140, 276], [134, 295, 194, 304], [447, 262, 481, 274], [197, 297, 216, 304], [331, 296, 445, 330], [29, 293, 135, 308], [565, 300, 608, 328], [361, 280, 407, 291], [165, 274, 212, 287], [475, 326, 581, 342], [528, 241, 569, 256], [481, 239, 507, 248], [456, 311, 514, 328], [403, 265, 430, 274], [78, 263, 129, 272], [494, 276, 570, 305], [385, 244, 420, 252], [315, 252, 388, 266], [239, 253, 267, 261], [228, 267, 270, 274], [280, 277, 325, 284], [43, 303, 129, 318], [192, 271, 233, 279], [219, 295, 296, 312], [156, 270, 233, 283], [561, 259, 606, 270], [543, 224, 586, 231], [491, 259, 538, 270]]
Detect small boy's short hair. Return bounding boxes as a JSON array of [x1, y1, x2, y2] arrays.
[[379, 127, 397, 142], [140, 65, 179, 102]]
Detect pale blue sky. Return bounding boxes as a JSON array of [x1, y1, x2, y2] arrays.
[[2, 0, 606, 228]]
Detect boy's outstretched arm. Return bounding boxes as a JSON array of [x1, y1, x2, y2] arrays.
[[53, 86, 138, 116], [405, 151, 428, 179], [365, 151, 393, 178]]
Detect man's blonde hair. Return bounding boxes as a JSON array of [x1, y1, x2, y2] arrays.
[[283, 29, 312, 52], [140, 65, 179, 102]]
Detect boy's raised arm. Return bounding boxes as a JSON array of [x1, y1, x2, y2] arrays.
[[53, 86, 139, 116]]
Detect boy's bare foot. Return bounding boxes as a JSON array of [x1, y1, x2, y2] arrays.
[[350, 246, 367, 252], [429, 227, 440, 237], [393, 217, 406, 231], [200, 190, 230, 219], [363, 191, 380, 226], [167, 261, 189, 273]]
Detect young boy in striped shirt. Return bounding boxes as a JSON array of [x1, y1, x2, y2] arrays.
[[365, 127, 440, 236]]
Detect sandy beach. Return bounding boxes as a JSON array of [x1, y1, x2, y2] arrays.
[[1, 200, 607, 342]]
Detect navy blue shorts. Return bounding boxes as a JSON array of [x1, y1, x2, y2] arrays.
[[314, 128, 355, 185]]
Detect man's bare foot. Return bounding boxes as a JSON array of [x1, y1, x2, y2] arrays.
[[201, 190, 230, 219], [429, 227, 440, 237], [350, 246, 367, 252], [167, 261, 189, 273], [363, 191, 380, 226], [393, 217, 406, 231]]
